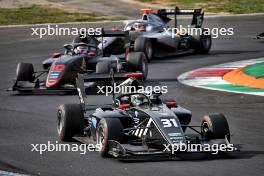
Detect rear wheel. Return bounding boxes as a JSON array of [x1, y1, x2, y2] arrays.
[[16, 62, 34, 81], [57, 104, 84, 141], [96, 61, 111, 74], [95, 62, 112, 89], [96, 118, 123, 157], [134, 37, 153, 62], [127, 52, 148, 80], [201, 113, 230, 141], [192, 29, 212, 54]]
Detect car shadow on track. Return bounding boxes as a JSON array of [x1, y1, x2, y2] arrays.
[[118, 150, 264, 163]]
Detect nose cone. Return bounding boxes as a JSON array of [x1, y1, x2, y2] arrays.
[[46, 64, 65, 87]]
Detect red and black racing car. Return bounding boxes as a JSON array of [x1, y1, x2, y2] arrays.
[[9, 30, 148, 94]]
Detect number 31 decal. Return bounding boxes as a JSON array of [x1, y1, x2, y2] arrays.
[[161, 118, 178, 128]]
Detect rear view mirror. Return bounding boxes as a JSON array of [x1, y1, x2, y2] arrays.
[[113, 99, 119, 107], [64, 44, 73, 50], [52, 52, 62, 58]]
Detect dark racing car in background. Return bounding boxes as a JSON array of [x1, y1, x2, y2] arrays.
[[9, 30, 148, 94], [56, 73, 234, 158], [96, 7, 212, 62]]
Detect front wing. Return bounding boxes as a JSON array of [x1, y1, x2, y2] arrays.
[[107, 137, 239, 157]]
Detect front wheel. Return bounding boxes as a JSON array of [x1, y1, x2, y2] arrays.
[[201, 113, 230, 141], [16, 62, 34, 81], [126, 52, 148, 80], [96, 118, 123, 157], [57, 104, 84, 141], [134, 37, 153, 62]]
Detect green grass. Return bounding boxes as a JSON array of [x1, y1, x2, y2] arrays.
[[135, 0, 264, 13], [0, 5, 123, 25]]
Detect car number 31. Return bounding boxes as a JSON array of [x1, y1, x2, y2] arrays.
[[161, 118, 178, 128]]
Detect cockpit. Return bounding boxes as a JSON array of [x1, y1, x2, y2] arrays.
[[73, 44, 97, 56], [114, 92, 163, 109], [124, 9, 165, 32], [64, 43, 98, 56]]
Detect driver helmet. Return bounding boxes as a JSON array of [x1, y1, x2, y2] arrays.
[[120, 96, 130, 104], [74, 45, 89, 55], [149, 93, 162, 105], [131, 94, 148, 106], [133, 22, 146, 32]]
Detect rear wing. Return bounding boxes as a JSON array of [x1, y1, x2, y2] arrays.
[[157, 7, 204, 28]]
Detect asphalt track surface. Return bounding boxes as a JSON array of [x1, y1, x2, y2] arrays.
[[0, 15, 264, 176]]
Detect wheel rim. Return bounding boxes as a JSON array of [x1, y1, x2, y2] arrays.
[[202, 122, 209, 134], [57, 110, 63, 134]]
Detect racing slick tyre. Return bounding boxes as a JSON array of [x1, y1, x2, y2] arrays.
[[16, 62, 34, 82], [96, 61, 112, 88], [57, 104, 84, 141], [96, 118, 123, 157], [192, 29, 212, 54], [96, 61, 111, 74], [134, 37, 153, 62], [201, 113, 230, 141], [127, 52, 148, 80]]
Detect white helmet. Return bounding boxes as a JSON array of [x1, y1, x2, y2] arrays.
[[131, 94, 148, 106]]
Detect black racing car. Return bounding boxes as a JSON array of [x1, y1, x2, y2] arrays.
[[9, 30, 148, 94], [56, 74, 234, 158], [99, 7, 212, 62]]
